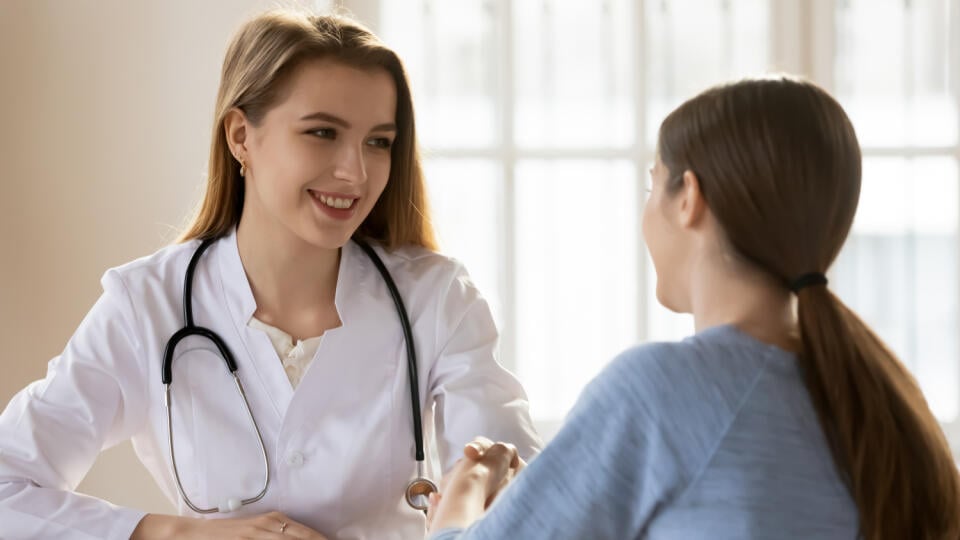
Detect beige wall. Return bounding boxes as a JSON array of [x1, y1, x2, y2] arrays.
[[0, 0, 326, 515]]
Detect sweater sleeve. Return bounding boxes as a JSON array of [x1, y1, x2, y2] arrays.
[[430, 345, 705, 540]]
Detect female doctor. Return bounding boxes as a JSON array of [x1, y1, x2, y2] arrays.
[[0, 9, 541, 540]]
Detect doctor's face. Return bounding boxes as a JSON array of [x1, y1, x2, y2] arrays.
[[239, 58, 397, 250]]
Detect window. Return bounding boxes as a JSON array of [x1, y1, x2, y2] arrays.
[[826, 0, 960, 451], [344, 0, 960, 454]]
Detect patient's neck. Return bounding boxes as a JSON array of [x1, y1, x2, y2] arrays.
[[690, 252, 799, 353]]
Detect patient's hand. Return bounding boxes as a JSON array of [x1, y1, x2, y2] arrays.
[[463, 436, 526, 506], [426, 437, 523, 532]]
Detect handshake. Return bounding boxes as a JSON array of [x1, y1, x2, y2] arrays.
[[426, 437, 526, 532]]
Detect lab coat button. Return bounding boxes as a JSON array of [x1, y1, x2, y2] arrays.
[[286, 451, 305, 468]]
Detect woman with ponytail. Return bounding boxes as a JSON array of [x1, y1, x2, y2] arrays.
[[426, 77, 960, 539]]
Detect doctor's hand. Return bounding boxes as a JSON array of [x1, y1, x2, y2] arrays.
[[132, 511, 329, 539], [425, 438, 521, 532], [463, 436, 526, 505]]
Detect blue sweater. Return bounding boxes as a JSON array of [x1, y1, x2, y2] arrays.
[[431, 325, 858, 539]]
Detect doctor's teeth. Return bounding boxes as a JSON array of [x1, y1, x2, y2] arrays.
[[318, 194, 352, 209]]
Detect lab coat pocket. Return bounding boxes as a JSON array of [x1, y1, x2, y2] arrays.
[[168, 344, 269, 513]]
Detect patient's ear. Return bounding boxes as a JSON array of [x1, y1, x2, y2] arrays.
[[223, 108, 249, 160], [677, 170, 707, 229]]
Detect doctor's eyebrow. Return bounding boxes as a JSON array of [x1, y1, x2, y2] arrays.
[[299, 111, 397, 133]]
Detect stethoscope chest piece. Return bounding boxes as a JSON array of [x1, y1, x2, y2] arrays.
[[405, 476, 438, 514]]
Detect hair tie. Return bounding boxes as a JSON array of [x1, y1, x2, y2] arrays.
[[789, 272, 828, 293]]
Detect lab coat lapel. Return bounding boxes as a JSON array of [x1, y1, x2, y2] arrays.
[[281, 240, 405, 511], [286, 239, 376, 403], [214, 229, 292, 419], [286, 239, 405, 421]]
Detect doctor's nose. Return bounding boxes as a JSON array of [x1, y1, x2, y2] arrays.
[[332, 142, 367, 184]]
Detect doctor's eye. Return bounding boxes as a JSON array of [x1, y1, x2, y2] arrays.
[[366, 136, 394, 149], [308, 127, 337, 140]]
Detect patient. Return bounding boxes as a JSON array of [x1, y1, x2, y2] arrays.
[[427, 77, 960, 539]]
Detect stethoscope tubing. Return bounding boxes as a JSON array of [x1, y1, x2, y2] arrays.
[[353, 238, 427, 462], [163, 238, 269, 513], [162, 236, 432, 514]]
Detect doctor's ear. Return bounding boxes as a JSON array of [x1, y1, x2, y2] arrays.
[[223, 107, 250, 158], [677, 170, 707, 229]]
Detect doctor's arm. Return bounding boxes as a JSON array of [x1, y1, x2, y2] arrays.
[[0, 271, 152, 539], [0, 272, 330, 540], [427, 265, 543, 474]]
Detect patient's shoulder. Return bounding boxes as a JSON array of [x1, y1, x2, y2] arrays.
[[574, 327, 787, 470], [596, 328, 784, 410]]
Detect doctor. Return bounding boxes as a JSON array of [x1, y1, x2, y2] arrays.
[[0, 9, 541, 540]]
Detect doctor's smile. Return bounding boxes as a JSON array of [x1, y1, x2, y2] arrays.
[[309, 191, 360, 220]]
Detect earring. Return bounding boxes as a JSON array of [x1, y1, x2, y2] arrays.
[[239, 159, 246, 178]]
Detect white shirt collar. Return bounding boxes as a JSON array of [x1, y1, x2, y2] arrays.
[[213, 227, 371, 329]]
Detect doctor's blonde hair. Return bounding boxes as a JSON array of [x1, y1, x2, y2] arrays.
[[179, 9, 437, 250]]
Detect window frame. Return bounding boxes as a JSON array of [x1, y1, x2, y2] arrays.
[[342, 0, 960, 455], [799, 0, 960, 457]]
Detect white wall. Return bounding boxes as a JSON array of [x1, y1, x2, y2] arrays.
[[0, 0, 324, 515]]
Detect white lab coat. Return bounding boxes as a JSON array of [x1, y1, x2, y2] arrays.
[[0, 229, 542, 539]]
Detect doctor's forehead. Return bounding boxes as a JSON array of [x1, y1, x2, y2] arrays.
[[274, 58, 397, 126]]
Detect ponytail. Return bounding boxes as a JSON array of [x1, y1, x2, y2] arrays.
[[797, 286, 960, 539]]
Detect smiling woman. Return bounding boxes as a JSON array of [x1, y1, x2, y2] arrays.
[[231, 61, 398, 251], [0, 8, 541, 540], [181, 11, 432, 253]]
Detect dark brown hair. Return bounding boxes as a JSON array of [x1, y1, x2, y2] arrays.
[[180, 9, 436, 250], [658, 76, 960, 539]]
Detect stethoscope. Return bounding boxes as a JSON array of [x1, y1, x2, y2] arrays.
[[162, 237, 438, 515]]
